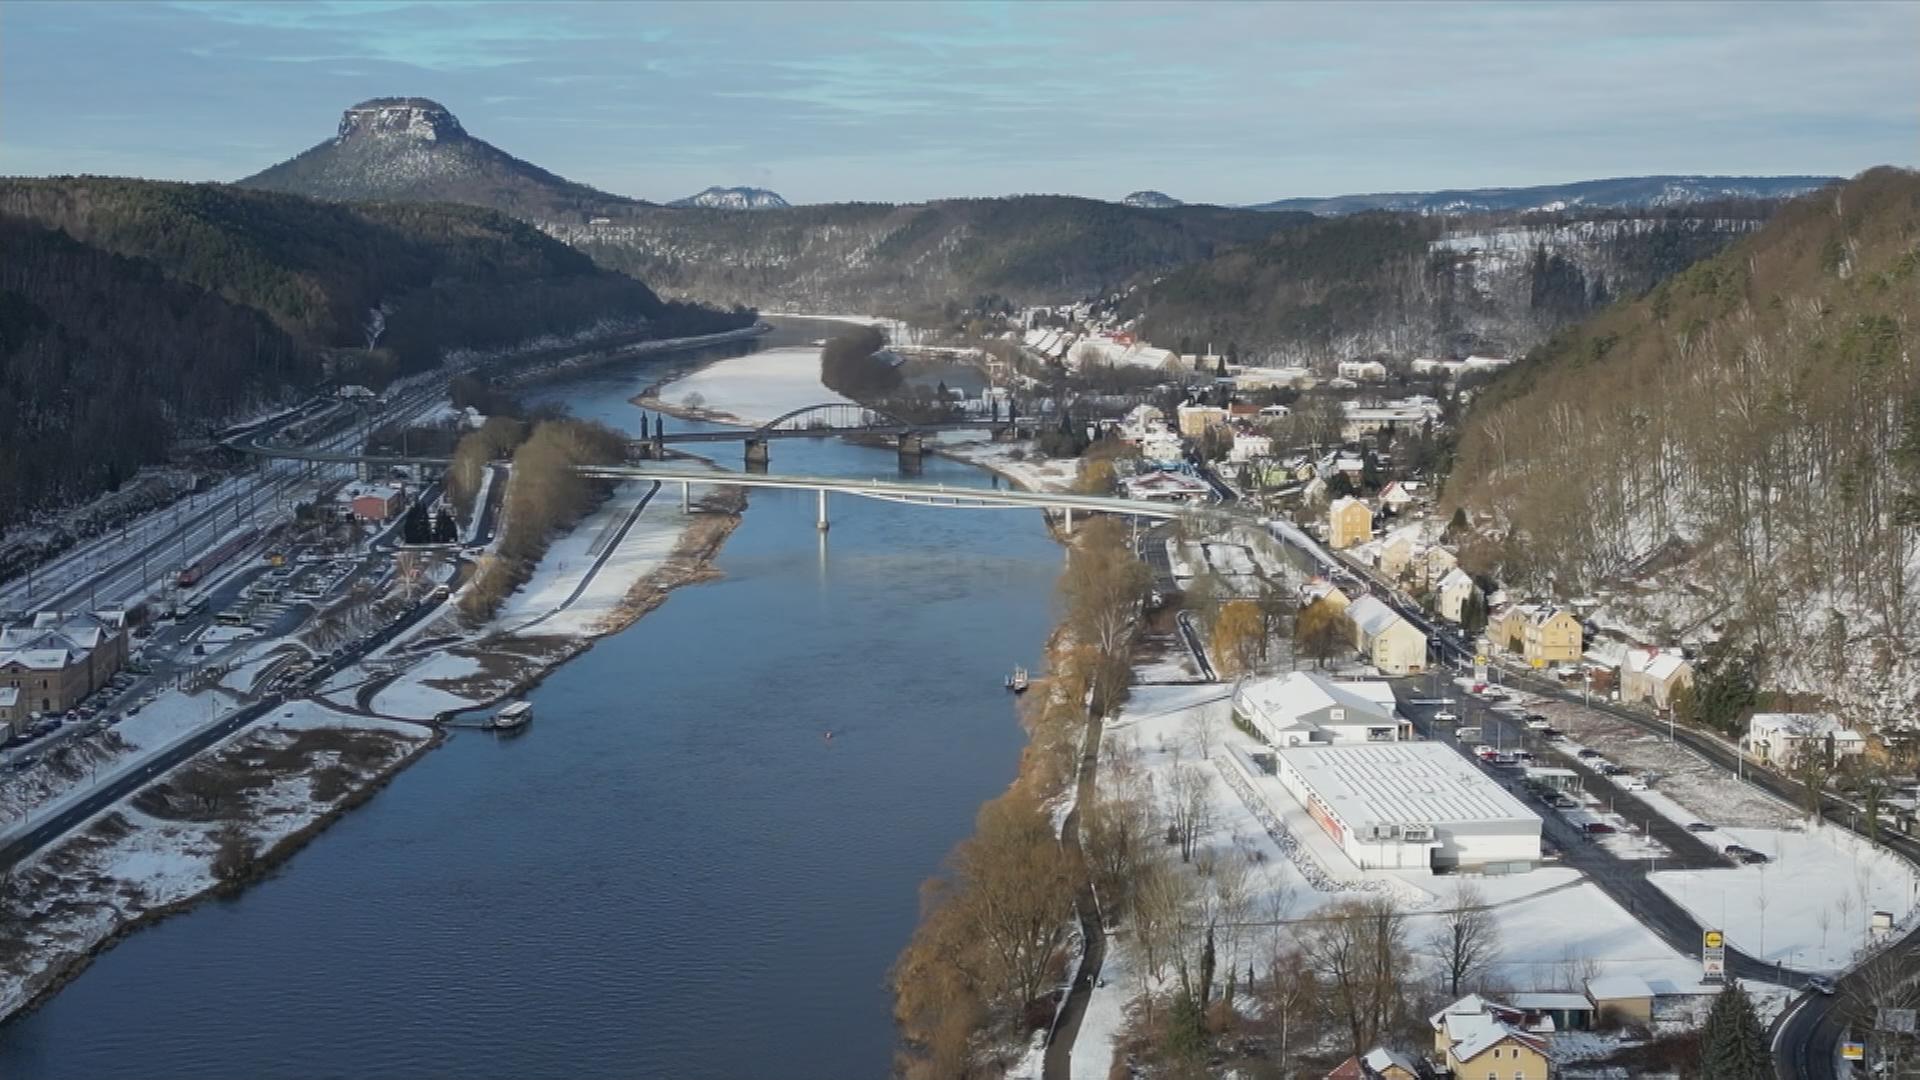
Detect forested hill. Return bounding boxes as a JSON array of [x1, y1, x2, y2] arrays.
[[0, 178, 746, 371], [0, 216, 313, 517], [1446, 168, 1920, 721], [548, 196, 1304, 314], [1125, 202, 1779, 362], [0, 177, 749, 525]]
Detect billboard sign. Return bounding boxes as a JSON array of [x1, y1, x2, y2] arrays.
[[1841, 1042, 1865, 1061], [1702, 929, 1726, 982]]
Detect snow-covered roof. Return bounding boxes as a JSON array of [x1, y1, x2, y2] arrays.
[[1238, 671, 1396, 727], [1438, 567, 1475, 592], [1278, 743, 1540, 833], [1, 648, 72, 670], [1750, 713, 1861, 742], [1445, 1011, 1545, 1062], [1330, 495, 1367, 514], [1626, 648, 1689, 680], [1361, 1048, 1420, 1075], [1510, 991, 1594, 1012], [1348, 595, 1407, 637], [1586, 974, 1653, 1001]]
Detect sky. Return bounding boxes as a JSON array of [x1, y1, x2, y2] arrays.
[[2, 0, 1915, 206]]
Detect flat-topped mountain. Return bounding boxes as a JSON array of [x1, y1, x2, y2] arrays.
[[1122, 191, 1183, 209], [239, 97, 638, 221], [669, 186, 790, 210]]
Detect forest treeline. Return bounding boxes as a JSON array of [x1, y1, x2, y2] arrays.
[[1446, 167, 1920, 725], [0, 177, 748, 527], [818, 326, 899, 400], [554, 195, 1302, 313], [1129, 202, 1778, 363]]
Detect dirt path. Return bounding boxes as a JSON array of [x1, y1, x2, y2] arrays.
[[1044, 706, 1107, 1080]]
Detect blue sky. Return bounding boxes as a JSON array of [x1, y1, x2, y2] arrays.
[[3, 0, 1915, 205]]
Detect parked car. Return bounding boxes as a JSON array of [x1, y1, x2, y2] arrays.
[[1583, 822, 1618, 835], [1433, 710, 1459, 724], [1540, 727, 1564, 739], [1550, 795, 1579, 810], [1473, 744, 1495, 757], [1526, 717, 1552, 730], [1577, 748, 1604, 759], [1806, 975, 1836, 996], [1686, 822, 1716, 833], [1619, 776, 1649, 791], [1600, 764, 1628, 776]]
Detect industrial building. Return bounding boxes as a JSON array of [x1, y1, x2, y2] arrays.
[[1234, 671, 1410, 747], [1271, 742, 1542, 873]]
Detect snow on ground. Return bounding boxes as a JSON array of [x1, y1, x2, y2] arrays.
[[654, 346, 848, 425], [1437, 880, 1705, 992], [0, 703, 429, 1023], [1073, 932, 1137, 1080], [1522, 694, 1798, 829], [1649, 819, 1919, 973], [196, 624, 257, 646], [370, 651, 486, 721], [493, 480, 683, 637], [936, 436, 1082, 493]]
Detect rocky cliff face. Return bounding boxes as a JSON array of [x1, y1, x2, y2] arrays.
[[1122, 190, 1183, 209], [239, 98, 636, 220]]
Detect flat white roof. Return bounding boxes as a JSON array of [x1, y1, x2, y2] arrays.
[[1278, 742, 1539, 832]]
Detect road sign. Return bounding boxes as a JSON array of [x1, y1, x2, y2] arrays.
[[1702, 929, 1726, 982], [1841, 1042, 1865, 1061], [1881, 1008, 1918, 1035]]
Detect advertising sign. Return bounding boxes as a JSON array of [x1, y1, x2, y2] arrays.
[[1702, 929, 1726, 982], [1841, 1042, 1865, 1061]]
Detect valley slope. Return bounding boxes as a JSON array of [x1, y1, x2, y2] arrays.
[[1446, 167, 1920, 724]]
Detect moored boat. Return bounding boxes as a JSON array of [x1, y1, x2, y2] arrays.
[[1005, 667, 1029, 693], [493, 701, 533, 731]]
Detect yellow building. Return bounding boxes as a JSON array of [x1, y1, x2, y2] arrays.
[[1431, 995, 1553, 1080], [1176, 404, 1228, 437], [1329, 497, 1373, 550], [1493, 605, 1583, 667]]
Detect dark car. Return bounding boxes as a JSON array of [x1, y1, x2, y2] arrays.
[[1577, 748, 1604, 759], [1600, 764, 1628, 776], [1540, 727, 1564, 739], [1583, 822, 1618, 835], [1686, 822, 1716, 832]]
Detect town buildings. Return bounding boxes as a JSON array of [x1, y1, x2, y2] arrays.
[[347, 484, 408, 523], [1494, 605, 1584, 667], [1436, 567, 1480, 624], [1329, 496, 1374, 549], [1234, 671, 1409, 747], [0, 610, 129, 733], [1347, 595, 1429, 675], [1267, 742, 1543, 872], [1748, 712, 1867, 768], [1430, 995, 1554, 1078], [1620, 648, 1693, 711]]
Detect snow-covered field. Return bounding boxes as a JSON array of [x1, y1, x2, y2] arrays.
[[934, 436, 1083, 494], [1650, 820, 1919, 973], [1073, 662, 1703, 1076], [0, 702, 430, 1022], [494, 480, 684, 637], [653, 346, 849, 425]]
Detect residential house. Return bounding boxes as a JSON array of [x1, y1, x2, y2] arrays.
[[1116, 403, 1165, 442], [0, 610, 129, 733], [1422, 544, 1459, 586], [1230, 430, 1273, 462], [1337, 359, 1389, 382], [1235, 670, 1409, 747], [1620, 648, 1693, 711], [1176, 404, 1229, 437], [1326, 1048, 1422, 1080], [1379, 481, 1418, 513], [1436, 567, 1480, 624], [1120, 469, 1213, 504], [1329, 496, 1374, 549], [1430, 995, 1553, 1080], [1139, 430, 1187, 465], [1749, 713, 1867, 768], [1495, 605, 1583, 667], [1302, 579, 1353, 612], [1348, 595, 1429, 675], [1377, 532, 1418, 578]]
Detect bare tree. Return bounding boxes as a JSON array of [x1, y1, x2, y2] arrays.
[[1183, 705, 1216, 762], [1168, 763, 1214, 863], [1426, 879, 1502, 997], [1296, 895, 1409, 1057]]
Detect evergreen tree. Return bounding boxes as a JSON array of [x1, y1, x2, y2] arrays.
[[1698, 983, 1769, 1080]]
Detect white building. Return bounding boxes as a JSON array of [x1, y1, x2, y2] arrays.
[[1270, 742, 1542, 872], [1342, 398, 1443, 440], [1229, 431, 1273, 462], [1234, 671, 1409, 747], [1749, 713, 1867, 768], [1120, 469, 1212, 503], [1436, 566, 1478, 624], [1347, 595, 1430, 675], [1337, 359, 1389, 382]]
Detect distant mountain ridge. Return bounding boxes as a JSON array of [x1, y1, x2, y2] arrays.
[[239, 97, 641, 220], [1122, 191, 1183, 209], [669, 186, 790, 210], [1250, 175, 1836, 215]]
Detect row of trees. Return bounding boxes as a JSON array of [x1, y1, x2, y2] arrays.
[[458, 419, 627, 620]]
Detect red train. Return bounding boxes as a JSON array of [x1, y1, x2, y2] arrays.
[[176, 527, 260, 588]]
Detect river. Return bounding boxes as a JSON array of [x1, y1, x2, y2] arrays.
[[0, 324, 1063, 1079]]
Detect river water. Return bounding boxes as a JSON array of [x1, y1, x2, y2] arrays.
[[0, 324, 1062, 1079]]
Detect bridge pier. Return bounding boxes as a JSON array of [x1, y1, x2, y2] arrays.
[[817, 489, 830, 532], [744, 437, 770, 467], [897, 432, 925, 458], [681, 480, 690, 514], [1064, 507, 1074, 535]]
